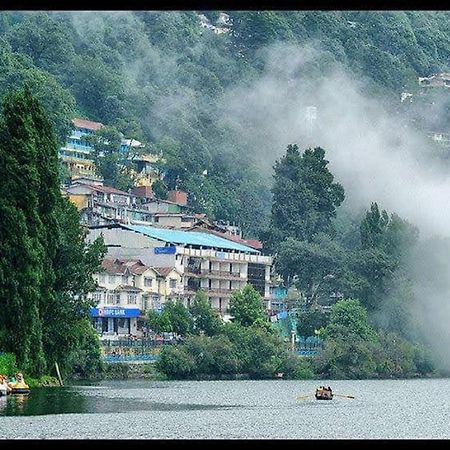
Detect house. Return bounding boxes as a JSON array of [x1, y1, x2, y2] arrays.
[[418, 73, 450, 88], [87, 223, 274, 319], [59, 118, 105, 182], [59, 117, 157, 185], [167, 190, 188, 206], [90, 258, 182, 338], [90, 258, 144, 338]]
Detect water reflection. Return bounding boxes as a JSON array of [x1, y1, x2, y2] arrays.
[[0, 386, 235, 416]]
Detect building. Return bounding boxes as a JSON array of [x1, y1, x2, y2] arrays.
[[59, 117, 160, 185], [65, 181, 194, 227], [132, 154, 162, 187], [90, 258, 182, 338], [87, 223, 273, 319], [167, 190, 188, 206], [418, 72, 450, 88], [59, 118, 104, 182]]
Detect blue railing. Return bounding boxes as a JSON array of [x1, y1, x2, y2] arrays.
[[103, 354, 159, 363]]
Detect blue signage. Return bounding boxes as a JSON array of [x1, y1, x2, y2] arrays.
[[154, 246, 176, 254], [90, 308, 141, 318]]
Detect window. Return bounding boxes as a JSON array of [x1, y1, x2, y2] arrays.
[[127, 294, 137, 304], [144, 277, 153, 287], [107, 293, 116, 305], [122, 275, 128, 285], [169, 279, 177, 289], [93, 292, 102, 302]]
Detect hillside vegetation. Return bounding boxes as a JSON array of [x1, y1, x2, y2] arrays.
[[1, 11, 450, 236]]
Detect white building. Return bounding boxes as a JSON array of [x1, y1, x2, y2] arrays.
[[87, 223, 273, 320], [90, 258, 182, 338]]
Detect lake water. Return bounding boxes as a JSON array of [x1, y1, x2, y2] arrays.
[[1, 378, 449, 439]]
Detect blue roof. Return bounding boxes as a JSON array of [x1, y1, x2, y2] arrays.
[[121, 224, 259, 253]]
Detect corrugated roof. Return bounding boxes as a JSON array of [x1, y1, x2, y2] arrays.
[[121, 224, 259, 253]]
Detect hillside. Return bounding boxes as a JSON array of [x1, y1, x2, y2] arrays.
[[1, 10, 450, 236]]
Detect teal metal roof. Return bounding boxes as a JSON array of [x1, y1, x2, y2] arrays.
[[122, 224, 259, 253]]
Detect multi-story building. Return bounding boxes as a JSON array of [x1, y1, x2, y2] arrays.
[[59, 118, 104, 182], [90, 258, 182, 338], [87, 223, 273, 320], [65, 181, 193, 227], [59, 117, 155, 185]]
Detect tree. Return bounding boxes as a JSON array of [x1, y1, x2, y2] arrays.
[[263, 145, 345, 251], [147, 309, 172, 334], [152, 179, 168, 200], [314, 299, 379, 378], [323, 299, 378, 342], [88, 125, 138, 191], [360, 202, 390, 249], [0, 87, 48, 375], [229, 284, 267, 327], [276, 233, 346, 308], [190, 290, 223, 336], [147, 300, 193, 336], [0, 87, 105, 377], [297, 309, 330, 337]]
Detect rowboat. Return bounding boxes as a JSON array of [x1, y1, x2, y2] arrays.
[[315, 386, 333, 400]]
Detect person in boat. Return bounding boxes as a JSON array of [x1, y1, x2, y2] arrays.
[[0, 375, 11, 396], [315, 385, 333, 399], [9, 372, 29, 390]]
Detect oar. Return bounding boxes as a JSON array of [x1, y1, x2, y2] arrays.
[[297, 395, 311, 400], [333, 394, 355, 399]]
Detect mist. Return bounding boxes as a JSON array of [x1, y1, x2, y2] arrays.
[[66, 13, 450, 371], [219, 42, 450, 371]]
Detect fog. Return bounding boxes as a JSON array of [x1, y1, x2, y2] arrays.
[[219, 43, 450, 371], [67, 13, 450, 371]]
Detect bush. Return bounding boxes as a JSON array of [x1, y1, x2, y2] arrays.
[[156, 345, 196, 378]]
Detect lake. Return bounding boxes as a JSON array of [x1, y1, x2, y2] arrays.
[[1, 378, 449, 439]]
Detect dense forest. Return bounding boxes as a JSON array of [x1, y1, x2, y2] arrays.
[[1, 11, 450, 237]]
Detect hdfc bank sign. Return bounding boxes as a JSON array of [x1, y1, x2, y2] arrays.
[[90, 307, 140, 318], [98, 307, 126, 317]]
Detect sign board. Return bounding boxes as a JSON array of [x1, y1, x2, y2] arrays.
[[154, 246, 176, 254], [90, 307, 141, 318]]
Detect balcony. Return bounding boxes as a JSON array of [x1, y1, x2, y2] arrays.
[[184, 268, 243, 280], [184, 287, 235, 297], [179, 247, 272, 265]]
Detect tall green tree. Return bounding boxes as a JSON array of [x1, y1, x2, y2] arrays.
[[0, 87, 105, 377], [0, 87, 47, 374], [262, 145, 345, 251]]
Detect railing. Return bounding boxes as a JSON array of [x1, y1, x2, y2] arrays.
[[101, 338, 180, 348], [185, 269, 243, 280], [103, 354, 159, 363], [179, 247, 272, 265]]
